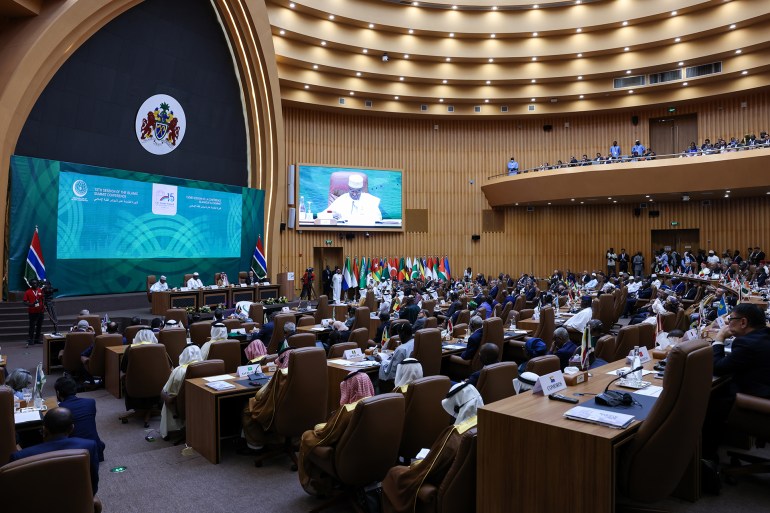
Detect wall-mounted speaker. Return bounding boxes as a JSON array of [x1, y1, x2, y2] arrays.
[[280, 222, 286, 232], [287, 165, 295, 205], [631, 115, 639, 125], [526, 206, 535, 213], [287, 207, 296, 229], [543, 124, 553, 132], [471, 234, 481, 241], [649, 210, 660, 218], [345, 233, 355, 240], [633, 208, 641, 217]]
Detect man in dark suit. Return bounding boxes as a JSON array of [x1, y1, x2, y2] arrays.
[[54, 376, 106, 461], [460, 316, 484, 361], [703, 303, 770, 465], [248, 312, 275, 345], [11, 407, 100, 494], [440, 292, 462, 326], [322, 265, 332, 297]]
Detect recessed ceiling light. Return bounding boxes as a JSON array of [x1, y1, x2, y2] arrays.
[[304, 84, 309, 89], [580, 201, 584, 204], [730, 24, 736, 29], [726, 190, 731, 193], [571, 198, 575, 201], [579, 95, 584, 99], [674, 37, 681, 43], [613, 200, 618, 203], [724, 194, 729, 198], [312, 64, 318, 69], [404, 54, 409, 59], [442, 79, 448, 84], [488, 58, 494, 63], [671, 10, 678, 16], [452, 5, 458, 9], [622, 21, 628, 26], [446, 57, 451, 62], [362, 49, 368, 53], [490, 34, 496, 38], [547, 202, 552, 205], [628, 90, 634, 94], [486, 80, 491, 84], [608, 197, 612, 200], [531, 57, 537, 61], [576, 28, 582, 33], [356, 72, 362, 76], [575, 0, 581, 4], [577, 53, 583, 58], [485, 99, 489, 103], [279, 30, 285, 35], [408, 29, 414, 34], [626, 70, 632, 74], [736, 49, 742, 54], [449, 33, 455, 37], [624, 47, 630, 51], [412, 1, 419, 5], [289, 2, 295, 7], [399, 76, 405, 81], [742, 70, 748, 75], [328, 14, 335, 20], [683, 82, 688, 86], [531, 98, 536, 102], [395, 96, 399, 100], [439, 98, 444, 102], [369, 23, 374, 29], [491, 6, 498, 10], [532, 32, 538, 37], [678, 61, 684, 66], [577, 75, 583, 80], [533, 4, 539, 9], [531, 79, 536, 83], [320, 41, 326, 46], [349, 91, 355, 95]]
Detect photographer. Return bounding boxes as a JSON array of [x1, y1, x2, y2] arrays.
[[301, 267, 315, 300]]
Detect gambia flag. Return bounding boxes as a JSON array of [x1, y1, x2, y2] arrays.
[[25, 227, 46, 286], [251, 235, 267, 279], [343, 256, 353, 291]]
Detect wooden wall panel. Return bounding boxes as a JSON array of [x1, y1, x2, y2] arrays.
[[279, 90, 770, 291]]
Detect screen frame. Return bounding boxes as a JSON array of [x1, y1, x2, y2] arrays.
[[294, 162, 405, 233]]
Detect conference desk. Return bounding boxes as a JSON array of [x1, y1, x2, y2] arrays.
[[658, 272, 768, 309], [105, 345, 128, 399], [43, 334, 66, 374], [185, 373, 270, 464], [477, 357, 700, 513], [151, 284, 281, 315]]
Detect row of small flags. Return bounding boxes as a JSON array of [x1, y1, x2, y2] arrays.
[[341, 256, 452, 291]]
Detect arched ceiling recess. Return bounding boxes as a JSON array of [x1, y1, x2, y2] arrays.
[[267, 0, 770, 116]]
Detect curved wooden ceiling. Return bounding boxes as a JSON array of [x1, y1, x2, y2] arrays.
[[269, 0, 769, 116]]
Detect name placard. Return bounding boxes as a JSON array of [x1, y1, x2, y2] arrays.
[[343, 348, 364, 362], [532, 370, 567, 396], [237, 364, 261, 377]]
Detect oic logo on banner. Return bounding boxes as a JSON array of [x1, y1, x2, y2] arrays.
[[135, 94, 186, 155]]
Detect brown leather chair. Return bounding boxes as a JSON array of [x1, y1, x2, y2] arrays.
[[182, 273, 194, 286], [0, 449, 100, 513], [422, 299, 437, 315], [287, 332, 317, 349], [77, 315, 102, 336], [680, 285, 703, 308], [146, 274, 156, 303], [493, 303, 502, 318], [659, 311, 677, 332], [190, 320, 214, 346], [398, 375, 452, 462], [725, 393, 770, 478], [610, 324, 641, 362], [455, 309, 470, 326], [314, 295, 331, 323], [476, 362, 518, 404], [61, 332, 95, 378], [158, 329, 188, 367], [206, 340, 241, 373], [267, 313, 295, 354], [254, 347, 329, 469], [634, 285, 657, 310], [248, 303, 265, 324], [120, 343, 172, 427], [500, 302, 513, 325], [594, 334, 617, 363], [637, 322, 655, 350], [162, 359, 225, 436], [303, 394, 405, 497], [84, 334, 123, 379], [165, 308, 189, 329], [595, 294, 615, 334], [412, 328, 443, 377], [222, 318, 242, 331], [445, 318, 504, 381], [241, 321, 258, 333], [525, 355, 560, 375], [364, 291, 377, 312], [611, 286, 628, 327], [328, 342, 358, 359], [350, 306, 370, 332], [297, 316, 315, 328], [525, 306, 555, 347], [451, 323, 468, 338], [617, 340, 712, 505], [424, 316, 438, 330], [239, 271, 248, 284], [511, 295, 526, 314], [123, 325, 150, 344], [474, 308, 486, 320], [406, 427, 478, 513], [348, 327, 371, 351], [0, 386, 15, 465]]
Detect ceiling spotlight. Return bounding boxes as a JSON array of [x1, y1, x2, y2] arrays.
[[279, 29, 285, 35], [349, 91, 355, 96], [452, 5, 458, 9], [399, 76, 405, 81], [626, 70, 632, 74], [613, 200, 618, 203], [576, 0, 581, 4], [531, 98, 536, 102], [742, 70, 748, 75], [628, 90, 634, 94], [678, 61, 684, 66], [579, 95, 584, 99], [490, 34, 496, 38], [404, 54, 409, 59], [683, 82, 688, 86], [577, 53, 583, 58], [576, 28, 582, 33], [289, 2, 295, 7], [356, 72, 362, 76], [624, 47, 630, 51], [488, 58, 494, 63], [486, 80, 491, 84], [729, 24, 736, 29], [531, 79, 536, 83], [532, 32, 538, 37], [408, 29, 414, 34], [491, 6, 498, 10], [439, 98, 444, 102], [736, 49, 742, 54], [548, 202, 552, 205], [449, 33, 455, 37], [312, 64, 318, 69], [671, 10, 678, 16], [369, 23, 375, 29], [577, 75, 583, 80], [304, 84, 309, 89], [446, 57, 451, 62], [394, 96, 399, 100], [533, 5, 539, 9], [320, 41, 327, 46], [674, 37, 681, 43], [328, 14, 335, 20], [442, 79, 448, 84], [622, 21, 628, 26], [485, 99, 489, 103], [531, 57, 537, 61], [412, 1, 419, 5], [363, 49, 368, 53], [382, 53, 389, 62]]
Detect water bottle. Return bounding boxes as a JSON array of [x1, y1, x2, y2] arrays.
[[632, 346, 642, 381], [299, 195, 306, 218]]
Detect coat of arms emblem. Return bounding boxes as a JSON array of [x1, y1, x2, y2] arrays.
[[135, 94, 186, 155]]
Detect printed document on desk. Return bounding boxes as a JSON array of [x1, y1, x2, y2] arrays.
[[564, 406, 635, 429], [206, 381, 236, 391]]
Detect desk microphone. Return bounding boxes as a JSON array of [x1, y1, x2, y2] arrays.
[[595, 366, 643, 407]]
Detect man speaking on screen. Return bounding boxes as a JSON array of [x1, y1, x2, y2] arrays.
[[328, 174, 382, 225]]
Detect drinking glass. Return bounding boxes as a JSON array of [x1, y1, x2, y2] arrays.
[[22, 387, 32, 406]]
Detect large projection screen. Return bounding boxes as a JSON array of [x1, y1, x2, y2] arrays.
[[296, 164, 403, 231], [9, 156, 264, 297]]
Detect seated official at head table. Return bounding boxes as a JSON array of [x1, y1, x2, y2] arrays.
[[186, 272, 204, 290], [149, 275, 168, 292]]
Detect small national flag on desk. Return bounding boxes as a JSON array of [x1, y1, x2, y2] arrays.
[[25, 227, 46, 286], [251, 236, 267, 279]]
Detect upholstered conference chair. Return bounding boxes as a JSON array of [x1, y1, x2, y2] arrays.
[[444, 318, 504, 381], [61, 332, 95, 379], [725, 393, 770, 479], [206, 341, 241, 373], [123, 325, 150, 345], [412, 328, 443, 377], [0, 449, 101, 513], [0, 386, 15, 465], [83, 333, 122, 379], [525, 355, 560, 375], [266, 313, 295, 354], [165, 308, 188, 329], [617, 340, 712, 506], [328, 342, 358, 359], [397, 375, 451, 463], [297, 316, 315, 328], [146, 275, 156, 303], [248, 303, 264, 325], [314, 295, 331, 323], [476, 362, 518, 405], [424, 317, 438, 329], [158, 329, 187, 367], [287, 333, 317, 349], [190, 320, 214, 347], [162, 359, 224, 441], [120, 343, 171, 427], [254, 347, 328, 469], [348, 328, 370, 351], [609, 324, 640, 362], [76, 315, 102, 336], [350, 306, 370, 333], [302, 393, 405, 504]]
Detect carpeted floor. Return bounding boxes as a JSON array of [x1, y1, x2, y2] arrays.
[[4, 338, 769, 512]]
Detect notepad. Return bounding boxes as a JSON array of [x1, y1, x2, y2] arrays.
[[14, 411, 41, 424], [442, 344, 466, 350], [203, 374, 236, 382], [311, 327, 326, 332], [633, 385, 663, 398], [564, 406, 635, 429], [206, 381, 236, 391]]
